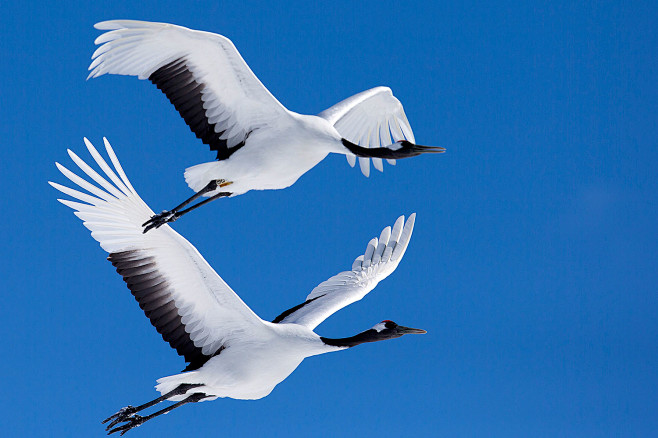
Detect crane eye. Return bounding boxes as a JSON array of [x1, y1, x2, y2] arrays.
[[383, 320, 397, 329]]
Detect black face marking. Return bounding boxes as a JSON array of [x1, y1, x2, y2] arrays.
[[149, 58, 247, 161]]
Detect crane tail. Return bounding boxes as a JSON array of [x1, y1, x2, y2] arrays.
[[183, 162, 220, 195], [154, 372, 211, 401]]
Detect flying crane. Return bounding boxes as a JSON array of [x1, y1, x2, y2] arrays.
[[88, 20, 444, 231], [50, 138, 426, 435]]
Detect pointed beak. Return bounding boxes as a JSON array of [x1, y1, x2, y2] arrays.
[[416, 144, 446, 153], [397, 326, 427, 335]]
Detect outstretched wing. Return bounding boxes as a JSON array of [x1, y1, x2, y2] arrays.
[[89, 20, 290, 160], [318, 87, 416, 177], [50, 138, 267, 371], [274, 214, 416, 330]]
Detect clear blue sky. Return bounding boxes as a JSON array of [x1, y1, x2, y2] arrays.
[[2, 1, 656, 436]]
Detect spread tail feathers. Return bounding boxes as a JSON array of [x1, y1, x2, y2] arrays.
[[184, 162, 220, 195]]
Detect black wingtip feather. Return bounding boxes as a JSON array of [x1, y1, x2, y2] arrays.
[[108, 250, 223, 371], [149, 58, 247, 161]]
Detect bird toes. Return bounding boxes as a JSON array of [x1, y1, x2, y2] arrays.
[[102, 405, 137, 429], [142, 210, 180, 233], [107, 414, 145, 435]]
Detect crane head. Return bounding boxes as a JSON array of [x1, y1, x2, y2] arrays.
[[371, 320, 427, 338]]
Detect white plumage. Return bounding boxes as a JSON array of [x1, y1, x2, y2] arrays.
[[88, 20, 443, 231], [50, 138, 425, 434], [278, 215, 415, 330]]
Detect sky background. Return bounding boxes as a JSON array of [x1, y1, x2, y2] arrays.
[[2, 1, 657, 436]]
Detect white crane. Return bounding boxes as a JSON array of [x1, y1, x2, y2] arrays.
[[88, 20, 445, 232], [50, 138, 426, 435]]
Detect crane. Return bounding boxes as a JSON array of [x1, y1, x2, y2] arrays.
[[50, 138, 427, 435], [88, 20, 444, 231]]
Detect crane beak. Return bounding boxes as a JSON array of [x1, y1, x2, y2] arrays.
[[397, 325, 427, 335], [415, 144, 446, 153]]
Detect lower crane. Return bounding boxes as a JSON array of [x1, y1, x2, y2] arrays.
[[50, 138, 426, 435]]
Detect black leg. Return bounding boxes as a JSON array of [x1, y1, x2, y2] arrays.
[[142, 179, 232, 233], [107, 392, 210, 435], [103, 383, 203, 430], [166, 180, 223, 213], [172, 191, 231, 217]]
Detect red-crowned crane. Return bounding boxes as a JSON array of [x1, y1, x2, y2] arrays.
[[88, 20, 444, 231], [50, 138, 426, 435]]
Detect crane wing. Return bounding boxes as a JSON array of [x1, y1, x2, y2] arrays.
[[88, 20, 290, 160], [317, 87, 416, 177], [50, 138, 267, 371], [274, 214, 415, 330]]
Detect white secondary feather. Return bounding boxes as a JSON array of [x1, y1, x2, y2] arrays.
[[318, 87, 416, 177], [278, 214, 416, 330], [49, 138, 267, 356]]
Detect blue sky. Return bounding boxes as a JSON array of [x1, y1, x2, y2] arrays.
[[2, 0, 657, 436]]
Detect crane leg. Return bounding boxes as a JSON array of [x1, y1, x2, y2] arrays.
[[106, 392, 210, 435], [103, 383, 203, 430], [142, 179, 232, 233]]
